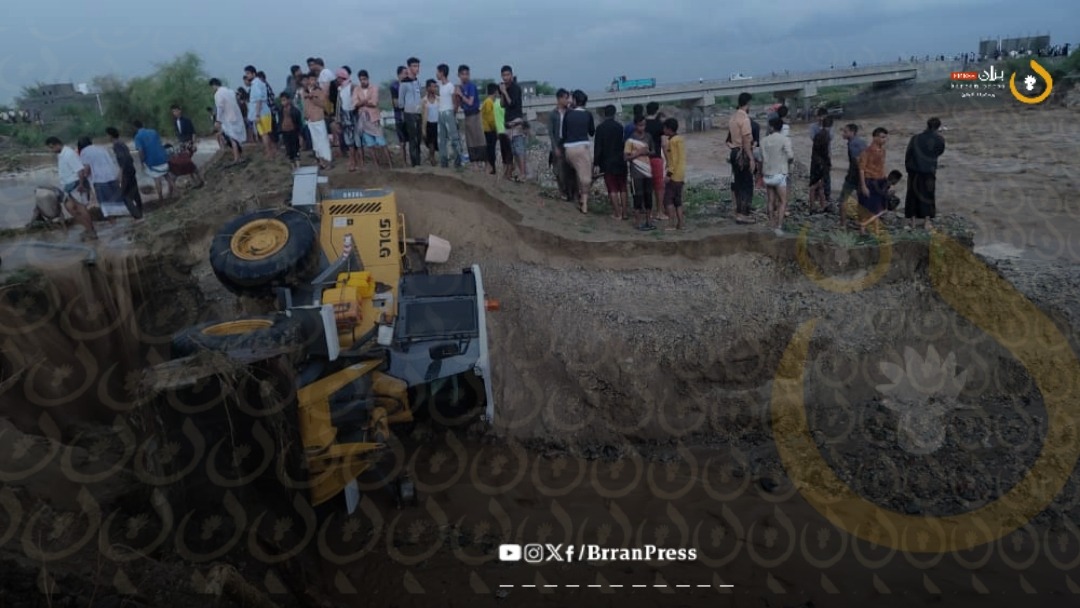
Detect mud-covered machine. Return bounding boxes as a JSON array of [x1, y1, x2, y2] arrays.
[[165, 168, 496, 512]]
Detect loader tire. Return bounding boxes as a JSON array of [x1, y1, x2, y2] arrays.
[[210, 208, 318, 297], [170, 314, 306, 359]]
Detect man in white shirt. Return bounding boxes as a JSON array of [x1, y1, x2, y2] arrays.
[[77, 136, 122, 206], [308, 57, 335, 155], [334, 67, 360, 171], [435, 63, 462, 168], [45, 136, 97, 240], [210, 78, 246, 164]]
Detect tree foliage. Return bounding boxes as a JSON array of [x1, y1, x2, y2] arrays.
[[535, 81, 556, 95], [2, 52, 214, 148], [95, 52, 213, 136]]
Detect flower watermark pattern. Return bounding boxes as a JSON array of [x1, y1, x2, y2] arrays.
[[876, 346, 969, 455]]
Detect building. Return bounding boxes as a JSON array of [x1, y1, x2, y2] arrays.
[[518, 80, 538, 98], [979, 34, 1052, 58], [18, 83, 101, 125]]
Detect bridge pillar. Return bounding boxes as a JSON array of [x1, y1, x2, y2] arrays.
[[801, 84, 819, 121]]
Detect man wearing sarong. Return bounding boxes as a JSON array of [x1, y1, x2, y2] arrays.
[[904, 117, 946, 231], [727, 93, 755, 224], [334, 67, 360, 171], [856, 127, 890, 235], [457, 65, 486, 171], [547, 89, 576, 201], [210, 78, 246, 164], [302, 72, 333, 170], [352, 70, 392, 168], [133, 121, 177, 201]]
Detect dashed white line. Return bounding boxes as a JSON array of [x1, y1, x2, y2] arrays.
[[496, 583, 731, 590]]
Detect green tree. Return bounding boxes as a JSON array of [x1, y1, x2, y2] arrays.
[[535, 81, 556, 95], [96, 52, 212, 136]]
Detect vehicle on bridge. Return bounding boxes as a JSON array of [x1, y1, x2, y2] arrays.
[[608, 76, 656, 92], [729, 73, 753, 81]]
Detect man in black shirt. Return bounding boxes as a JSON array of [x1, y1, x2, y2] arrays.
[[593, 105, 627, 220], [904, 116, 946, 230], [499, 65, 527, 180], [171, 105, 196, 147], [548, 89, 575, 200], [106, 127, 143, 220], [644, 102, 666, 220]]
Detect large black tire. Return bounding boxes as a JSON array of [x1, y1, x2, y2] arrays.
[[170, 313, 307, 359], [210, 208, 319, 297]]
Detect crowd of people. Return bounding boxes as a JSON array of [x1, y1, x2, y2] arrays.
[[204, 58, 530, 178], [35, 53, 950, 243], [731, 93, 947, 238], [39, 119, 203, 240]]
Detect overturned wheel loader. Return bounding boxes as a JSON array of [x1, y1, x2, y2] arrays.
[[162, 168, 497, 512]]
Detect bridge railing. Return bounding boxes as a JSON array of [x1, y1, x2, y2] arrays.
[[524, 61, 924, 105]]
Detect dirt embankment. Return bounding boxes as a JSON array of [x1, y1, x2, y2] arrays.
[[2, 145, 1080, 607]]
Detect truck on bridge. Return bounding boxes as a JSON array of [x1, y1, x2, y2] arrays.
[[608, 76, 656, 92]]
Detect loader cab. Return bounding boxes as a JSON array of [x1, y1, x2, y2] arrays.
[[312, 188, 405, 350]]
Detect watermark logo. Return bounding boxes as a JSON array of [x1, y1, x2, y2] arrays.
[[1010, 59, 1053, 104], [950, 64, 1006, 98], [777, 231, 1080, 553], [498, 543, 522, 561]]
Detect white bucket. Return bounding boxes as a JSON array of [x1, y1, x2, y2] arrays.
[[377, 324, 394, 346], [425, 235, 452, 264], [99, 202, 131, 218]]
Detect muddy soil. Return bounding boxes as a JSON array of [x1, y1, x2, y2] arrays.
[[1, 99, 1079, 608]]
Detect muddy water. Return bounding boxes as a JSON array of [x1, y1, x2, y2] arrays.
[[0, 138, 219, 229]]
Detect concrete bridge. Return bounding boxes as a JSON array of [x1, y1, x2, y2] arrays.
[[522, 62, 921, 122]]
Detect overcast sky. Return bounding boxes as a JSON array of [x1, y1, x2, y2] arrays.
[[0, 0, 1077, 105]]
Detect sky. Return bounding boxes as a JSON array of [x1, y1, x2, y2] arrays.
[[0, 0, 1077, 106]]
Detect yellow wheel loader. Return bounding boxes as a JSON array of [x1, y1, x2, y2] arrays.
[[165, 168, 497, 512]]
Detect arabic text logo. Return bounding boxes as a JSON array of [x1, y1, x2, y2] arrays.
[[1010, 60, 1053, 104]]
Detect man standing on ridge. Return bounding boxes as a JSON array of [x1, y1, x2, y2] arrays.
[[244, 65, 274, 158], [499, 65, 526, 181], [548, 89, 575, 201], [398, 57, 424, 167], [837, 123, 868, 229], [904, 117, 946, 231], [727, 92, 756, 224], [210, 77, 246, 165], [435, 63, 463, 168], [457, 65, 486, 171]]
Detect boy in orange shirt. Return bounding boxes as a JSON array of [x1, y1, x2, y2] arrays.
[[662, 118, 686, 230]]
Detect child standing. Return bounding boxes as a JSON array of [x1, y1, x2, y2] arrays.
[[481, 83, 499, 175], [278, 93, 303, 169], [662, 118, 686, 231], [624, 116, 656, 231], [761, 117, 795, 235], [493, 87, 513, 180], [420, 79, 440, 166]]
